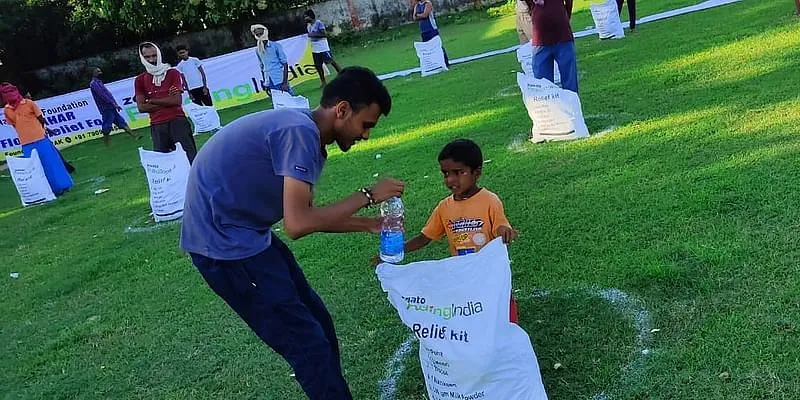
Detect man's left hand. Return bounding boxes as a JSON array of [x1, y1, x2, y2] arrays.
[[281, 82, 289, 92], [497, 226, 519, 244], [168, 86, 182, 96]]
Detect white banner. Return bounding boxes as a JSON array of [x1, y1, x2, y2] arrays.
[[0, 34, 319, 160]]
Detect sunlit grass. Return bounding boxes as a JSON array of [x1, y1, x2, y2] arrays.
[[2, 1, 800, 399]]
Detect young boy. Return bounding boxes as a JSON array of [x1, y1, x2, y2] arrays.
[[404, 139, 520, 322], [176, 45, 213, 106]]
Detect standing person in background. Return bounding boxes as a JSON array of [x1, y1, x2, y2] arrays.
[[176, 45, 214, 106], [531, 0, 579, 93], [1, 83, 73, 194], [515, 0, 534, 44], [414, 0, 450, 67], [304, 10, 343, 88], [89, 67, 141, 147], [795, 0, 799, 16], [251, 24, 293, 95], [616, 0, 637, 31], [134, 42, 197, 163]]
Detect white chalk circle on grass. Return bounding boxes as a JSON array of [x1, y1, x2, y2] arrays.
[[124, 213, 182, 234], [377, 287, 655, 400]]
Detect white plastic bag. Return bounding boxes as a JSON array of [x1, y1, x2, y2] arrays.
[[271, 90, 311, 110], [376, 239, 548, 400], [414, 35, 449, 77], [183, 102, 221, 135], [138, 143, 191, 222], [590, 0, 625, 39], [517, 72, 589, 142], [6, 149, 56, 207], [516, 43, 561, 86]]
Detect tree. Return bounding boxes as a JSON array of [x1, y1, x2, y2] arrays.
[[69, 0, 320, 35]]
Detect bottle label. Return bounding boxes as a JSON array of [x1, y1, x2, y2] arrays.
[[380, 230, 405, 255]]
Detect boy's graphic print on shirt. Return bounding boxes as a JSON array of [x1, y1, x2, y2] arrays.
[[448, 218, 486, 255], [422, 189, 510, 256]]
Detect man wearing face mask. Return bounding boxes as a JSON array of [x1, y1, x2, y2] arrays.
[[134, 42, 197, 163], [180, 67, 404, 399]]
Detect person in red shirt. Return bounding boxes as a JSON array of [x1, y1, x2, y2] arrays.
[[134, 42, 197, 163], [531, 0, 578, 93]]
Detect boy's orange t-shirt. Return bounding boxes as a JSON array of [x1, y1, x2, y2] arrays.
[[421, 189, 511, 256], [3, 99, 46, 145]]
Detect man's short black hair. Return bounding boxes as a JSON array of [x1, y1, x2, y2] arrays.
[[320, 66, 391, 116], [438, 139, 483, 170], [176, 44, 189, 52], [304, 9, 316, 19]]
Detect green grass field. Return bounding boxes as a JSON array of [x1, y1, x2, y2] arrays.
[[2, 1, 800, 399]]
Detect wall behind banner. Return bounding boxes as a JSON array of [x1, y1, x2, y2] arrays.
[[0, 35, 319, 161]]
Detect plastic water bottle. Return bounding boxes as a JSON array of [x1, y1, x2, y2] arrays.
[[380, 197, 405, 263]]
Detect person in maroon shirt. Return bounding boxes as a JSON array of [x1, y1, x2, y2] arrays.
[[134, 42, 197, 163], [531, 0, 578, 93]]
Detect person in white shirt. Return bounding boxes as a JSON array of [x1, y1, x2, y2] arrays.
[[176, 45, 213, 106], [304, 10, 342, 87]]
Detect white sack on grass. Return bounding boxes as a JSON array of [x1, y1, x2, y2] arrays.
[[517, 72, 589, 142], [414, 35, 449, 77], [376, 239, 548, 400], [271, 90, 311, 110], [6, 149, 56, 207], [590, 0, 625, 39], [516, 43, 561, 86], [138, 143, 191, 222], [183, 102, 222, 135]]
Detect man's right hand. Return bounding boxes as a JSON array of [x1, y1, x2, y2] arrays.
[[371, 178, 405, 203]]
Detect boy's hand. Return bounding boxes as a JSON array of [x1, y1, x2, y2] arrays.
[[372, 178, 405, 203], [497, 226, 519, 244], [364, 217, 382, 234], [371, 254, 382, 266]]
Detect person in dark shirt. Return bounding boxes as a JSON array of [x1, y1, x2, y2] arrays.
[[89, 67, 141, 147], [181, 67, 404, 399], [531, 0, 579, 93]]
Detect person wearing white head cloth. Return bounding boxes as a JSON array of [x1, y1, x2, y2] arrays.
[[134, 41, 198, 163], [250, 24, 293, 95]]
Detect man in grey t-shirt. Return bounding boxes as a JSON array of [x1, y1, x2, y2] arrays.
[[180, 67, 403, 399]]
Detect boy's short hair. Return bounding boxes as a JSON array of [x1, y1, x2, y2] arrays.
[[438, 139, 483, 170], [176, 44, 189, 52], [320, 66, 391, 116], [304, 9, 316, 19]]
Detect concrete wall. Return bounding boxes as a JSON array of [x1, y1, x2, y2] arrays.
[[26, 0, 501, 97]]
